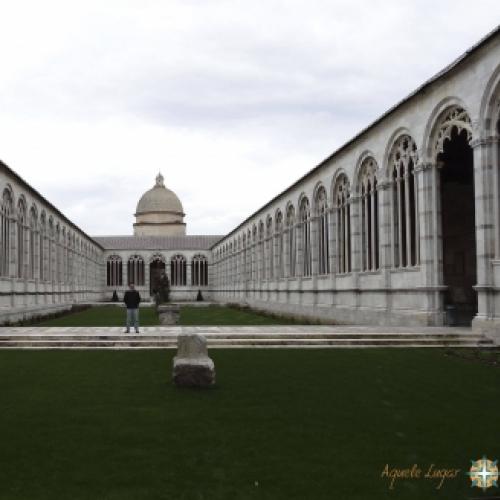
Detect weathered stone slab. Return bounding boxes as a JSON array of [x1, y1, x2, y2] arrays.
[[157, 305, 180, 325], [173, 333, 215, 387]]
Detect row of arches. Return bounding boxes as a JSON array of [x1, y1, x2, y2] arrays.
[[213, 130, 423, 284], [106, 254, 209, 289], [212, 99, 495, 325], [0, 186, 101, 288]]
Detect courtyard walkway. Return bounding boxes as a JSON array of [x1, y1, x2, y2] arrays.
[[0, 325, 495, 348]]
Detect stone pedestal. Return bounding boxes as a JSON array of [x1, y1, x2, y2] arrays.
[[173, 334, 215, 388], [157, 304, 180, 325]]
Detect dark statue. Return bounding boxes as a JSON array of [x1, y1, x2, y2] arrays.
[[155, 272, 170, 304]]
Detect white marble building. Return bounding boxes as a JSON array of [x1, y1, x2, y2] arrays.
[[210, 27, 500, 341], [1, 27, 500, 341]]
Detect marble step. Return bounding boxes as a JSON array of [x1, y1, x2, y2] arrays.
[[0, 337, 493, 348]]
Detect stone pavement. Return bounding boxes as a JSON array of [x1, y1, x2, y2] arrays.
[[0, 325, 495, 349]]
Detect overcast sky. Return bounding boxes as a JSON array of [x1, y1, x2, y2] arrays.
[[0, 1, 498, 236]]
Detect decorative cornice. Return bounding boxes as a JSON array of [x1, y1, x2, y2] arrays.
[[470, 135, 499, 148]]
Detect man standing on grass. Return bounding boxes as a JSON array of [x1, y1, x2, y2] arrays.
[[123, 283, 141, 333]]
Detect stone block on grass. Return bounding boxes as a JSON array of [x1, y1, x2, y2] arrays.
[[173, 333, 215, 388]]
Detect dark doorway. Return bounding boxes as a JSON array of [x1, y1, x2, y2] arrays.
[[439, 127, 477, 325], [149, 258, 165, 296]]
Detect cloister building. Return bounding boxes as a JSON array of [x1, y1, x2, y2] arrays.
[[1, 27, 500, 343]]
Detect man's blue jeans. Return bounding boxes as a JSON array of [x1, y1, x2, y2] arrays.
[[126, 308, 139, 332]]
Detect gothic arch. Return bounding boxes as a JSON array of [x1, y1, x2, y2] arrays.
[[330, 168, 350, 203], [479, 63, 500, 135], [149, 253, 166, 263], [422, 97, 472, 160], [383, 127, 417, 175], [353, 151, 378, 193], [312, 181, 327, 212]]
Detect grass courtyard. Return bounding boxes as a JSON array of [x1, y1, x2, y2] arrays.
[[34, 304, 304, 327], [0, 348, 498, 500]]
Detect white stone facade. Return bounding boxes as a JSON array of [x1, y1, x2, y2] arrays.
[[210, 28, 500, 341], [0, 163, 104, 324], [98, 245, 213, 302]]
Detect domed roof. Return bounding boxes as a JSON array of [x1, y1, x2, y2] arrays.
[[136, 173, 184, 215]]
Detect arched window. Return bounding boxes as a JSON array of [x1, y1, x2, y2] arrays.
[[389, 135, 419, 268], [299, 197, 311, 276], [171, 254, 187, 286], [56, 224, 61, 283], [39, 213, 46, 280], [286, 205, 296, 277], [359, 158, 379, 271], [247, 230, 252, 281], [192, 254, 208, 286], [66, 232, 71, 283], [252, 226, 257, 281], [266, 216, 273, 279], [258, 221, 264, 281], [127, 255, 145, 286], [335, 175, 351, 274], [0, 189, 13, 277], [316, 186, 330, 275], [242, 233, 247, 282], [17, 198, 27, 279], [275, 210, 284, 278], [107, 255, 123, 286], [28, 206, 37, 279], [48, 218, 54, 282]]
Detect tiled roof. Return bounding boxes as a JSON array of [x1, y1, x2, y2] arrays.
[[93, 235, 223, 251]]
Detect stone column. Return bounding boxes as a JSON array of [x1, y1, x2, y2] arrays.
[[377, 180, 391, 313], [186, 258, 192, 290], [296, 222, 303, 277], [350, 195, 361, 274], [471, 133, 497, 324], [311, 215, 319, 276], [328, 208, 336, 276]]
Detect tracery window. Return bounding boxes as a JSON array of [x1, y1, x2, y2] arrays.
[[48, 218, 54, 281], [258, 221, 264, 281], [107, 255, 123, 286], [389, 135, 419, 268], [28, 207, 37, 280], [127, 255, 145, 286], [335, 175, 351, 274], [316, 186, 330, 275], [171, 254, 187, 286], [39, 213, 46, 280], [17, 198, 27, 278], [0, 189, 13, 277], [252, 226, 257, 281], [359, 158, 379, 271], [192, 254, 208, 286], [56, 225, 61, 282], [299, 197, 312, 276], [242, 233, 248, 281], [286, 205, 296, 277], [275, 210, 284, 278], [266, 216, 273, 279]]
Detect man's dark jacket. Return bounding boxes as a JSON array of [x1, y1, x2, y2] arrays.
[[124, 289, 141, 309]]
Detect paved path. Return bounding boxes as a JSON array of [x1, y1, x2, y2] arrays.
[[0, 325, 474, 336]]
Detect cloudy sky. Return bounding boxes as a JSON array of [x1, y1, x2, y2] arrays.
[[0, 1, 498, 236]]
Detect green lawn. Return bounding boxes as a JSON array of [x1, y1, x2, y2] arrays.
[[35, 305, 160, 327], [34, 305, 303, 327], [0, 349, 498, 500], [179, 305, 303, 325]]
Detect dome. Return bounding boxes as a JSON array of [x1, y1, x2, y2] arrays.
[[135, 173, 184, 215]]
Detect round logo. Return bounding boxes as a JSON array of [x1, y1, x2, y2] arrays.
[[468, 457, 498, 490]]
